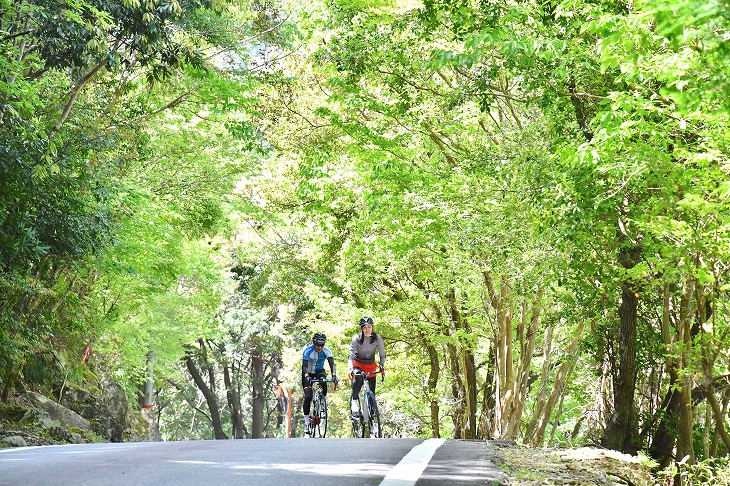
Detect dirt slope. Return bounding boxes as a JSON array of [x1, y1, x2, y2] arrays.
[[500, 444, 656, 485]]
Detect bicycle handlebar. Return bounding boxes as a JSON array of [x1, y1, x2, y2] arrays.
[[306, 376, 338, 391], [307, 377, 337, 383], [351, 369, 385, 382]]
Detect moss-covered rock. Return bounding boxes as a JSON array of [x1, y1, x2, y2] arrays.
[[0, 405, 29, 423], [59, 374, 128, 442], [1, 435, 27, 447], [27, 392, 91, 431]]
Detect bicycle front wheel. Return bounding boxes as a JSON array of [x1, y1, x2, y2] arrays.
[[368, 394, 381, 438], [351, 397, 365, 438], [360, 393, 370, 424], [307, 397, 317, 438], [315, 393, 328, 438]]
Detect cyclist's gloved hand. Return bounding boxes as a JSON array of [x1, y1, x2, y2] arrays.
[[379, 365, 385, 374], [347, 370, 354, 381], [332, 375, 338, 384], [305, 374, 311, 384]]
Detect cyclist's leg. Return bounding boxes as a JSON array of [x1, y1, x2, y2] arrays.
[[302, 379, 313, 434], [303, 380, 313, 415], [368, 375, 377, 394], [351, 369, 364, 416], [351, 369, 364, 397]]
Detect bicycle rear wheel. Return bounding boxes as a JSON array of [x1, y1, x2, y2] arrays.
[[367, 394, 381, 438]]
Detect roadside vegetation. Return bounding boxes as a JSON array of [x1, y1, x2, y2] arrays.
[[501, 445, 657, 486]]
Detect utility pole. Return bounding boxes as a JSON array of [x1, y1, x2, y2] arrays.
[[143, 352, 154, 409]]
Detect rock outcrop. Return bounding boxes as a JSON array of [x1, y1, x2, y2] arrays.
[[27, 391, 91, 432], [1, 374, 157, 447], [59, 374, 128, 442]]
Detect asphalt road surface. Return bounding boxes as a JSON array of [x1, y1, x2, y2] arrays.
[[0, 438, 507, 485]]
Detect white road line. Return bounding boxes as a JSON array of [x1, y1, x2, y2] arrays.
[[379, 438, 446, 486]]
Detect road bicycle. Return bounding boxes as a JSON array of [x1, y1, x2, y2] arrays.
[[350, 369, 384, 438], [305, 376, 336, 438]]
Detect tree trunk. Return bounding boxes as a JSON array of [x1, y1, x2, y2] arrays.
[[448, 288, 476, 439], [649, 283, 681, 467], [223, 362, 245, 439], [532, 320, 586, 446], [425, 338, 440, 438], [649, 385, 682, 469], [488, 274, 514, 439], [505, 290, 542, 439], [525, 325, 553, 443], [696, 286, 730, 454], [434, 303, 465, 438], [185, 355, 227, 439], [706, 385, 730, 453], [423, 308, 443, 438], [714, 392, 730, 456], [447, 339, 465, 438], [602, 234, 640, 453], [462, 347, 477, 439], [251, 341, 265, 438], [677, 280, 695, 465], [478, 345, 496, 439]]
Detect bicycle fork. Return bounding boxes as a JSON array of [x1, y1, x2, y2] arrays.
[[362, 391, 372, 424], [313, 393, 325, 424]]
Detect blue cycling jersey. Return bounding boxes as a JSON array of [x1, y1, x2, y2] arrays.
[[302, 344, 334, 374]]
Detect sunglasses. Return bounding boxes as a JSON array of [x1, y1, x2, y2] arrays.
[[314, 343, 324, 347]]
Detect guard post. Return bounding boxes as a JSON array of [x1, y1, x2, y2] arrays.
[[276, 385, 294, 438]]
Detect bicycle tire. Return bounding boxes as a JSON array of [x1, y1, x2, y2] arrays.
[[361, 392, 370, 424], [316, 392, 328, 438], [307, 395, 317, 438], [351, 396, 365, 438], [350, 416, 361, 438], [368, 394, 381, 438]]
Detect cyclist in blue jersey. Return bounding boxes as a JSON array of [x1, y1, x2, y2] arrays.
[[301, 332, 337, 436]]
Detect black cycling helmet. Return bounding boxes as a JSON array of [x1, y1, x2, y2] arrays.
[[359, 316, 374, 327], [312, 332, 326, 344]]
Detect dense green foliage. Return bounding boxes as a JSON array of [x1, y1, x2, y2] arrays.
[[0, 0, 275, 426], [2, 0, 730, 480]]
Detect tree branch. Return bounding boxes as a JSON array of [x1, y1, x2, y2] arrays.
[[51, 61, 107, 133]]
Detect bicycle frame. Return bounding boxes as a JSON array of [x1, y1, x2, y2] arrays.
[[306, 377, 336, 438], [350, 369, 383, 438]]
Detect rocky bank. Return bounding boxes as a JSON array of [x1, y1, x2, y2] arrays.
[[0, 374, 158, 448]]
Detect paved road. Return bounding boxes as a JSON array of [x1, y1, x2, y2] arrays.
[[0, 438, 507, 485]]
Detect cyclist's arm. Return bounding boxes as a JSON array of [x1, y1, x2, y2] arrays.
[[327, 356, 336, 377], [377, 335, 386, 367], [302, 345, 314, 381], [347, 335, 358, 371], [301, 360, 310, 381]]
